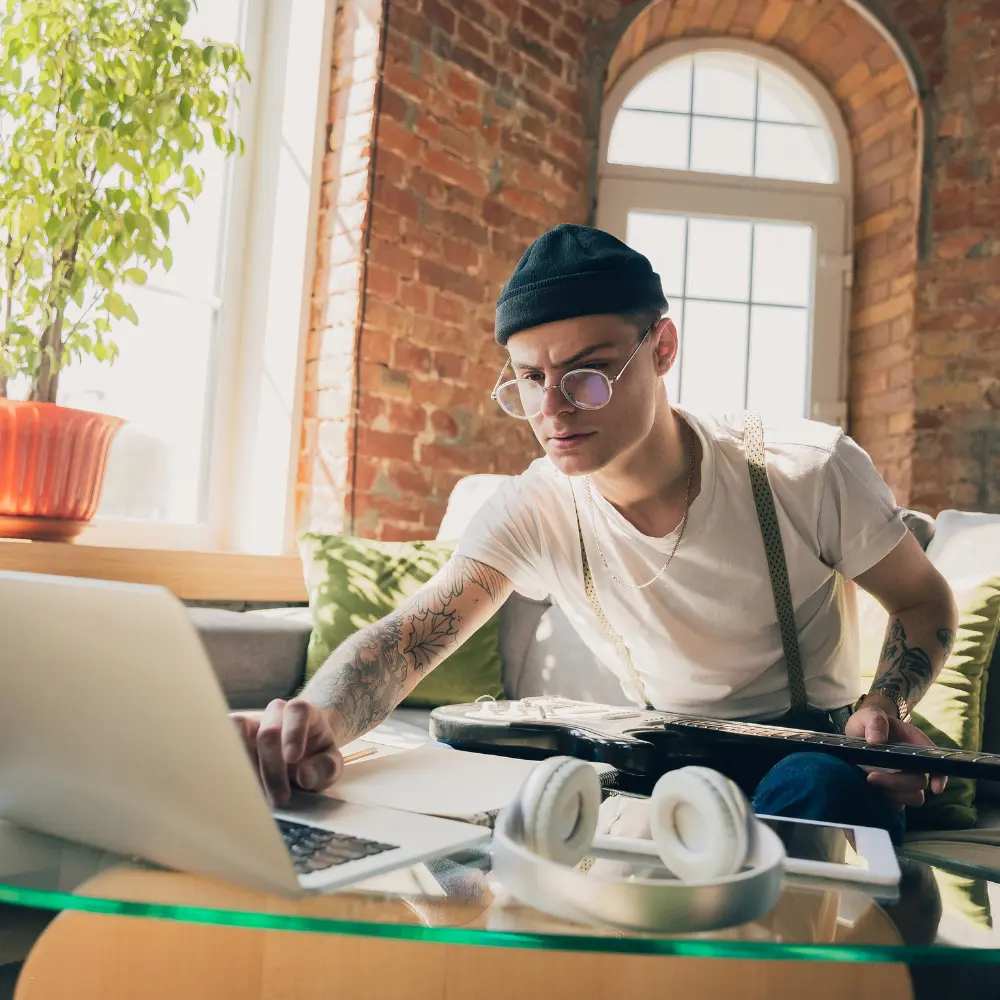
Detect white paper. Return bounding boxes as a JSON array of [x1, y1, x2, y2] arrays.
[[327, 744, 539, 820]]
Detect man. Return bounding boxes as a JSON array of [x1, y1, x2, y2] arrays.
[[234, 225, 957, 843]]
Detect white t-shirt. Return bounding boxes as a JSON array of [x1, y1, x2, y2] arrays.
[[456, 409, 907, 719]]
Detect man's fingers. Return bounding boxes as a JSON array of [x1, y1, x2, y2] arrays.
[[884, 718, 948, 796], [282, 699, 334, 764], [293, 749, 344, 792], [232, 715, 260, 770], [256, 699, 292, 807], [280, 700, 312, 764], [864, 710, 890, 745], [867, 769, 927, 790]]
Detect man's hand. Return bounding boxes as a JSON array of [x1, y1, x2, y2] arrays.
[[231, 698, 344, 807], [845, 700, 947, 809]]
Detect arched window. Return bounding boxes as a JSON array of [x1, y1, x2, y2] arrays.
[[598, 41, 853, 426]]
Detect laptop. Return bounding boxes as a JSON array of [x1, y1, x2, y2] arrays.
[[0, 571, 490, 897]]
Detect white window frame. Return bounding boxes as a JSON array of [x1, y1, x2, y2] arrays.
[[80, 0, 334, 555], [596, 38, 854, 428]]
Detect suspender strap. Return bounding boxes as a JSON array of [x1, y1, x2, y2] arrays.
[[571, 489, 652, 708], [571, 413, 808, 714], [742, 412, 809, 712]]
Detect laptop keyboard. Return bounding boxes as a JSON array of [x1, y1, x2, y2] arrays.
[[277, 818, 400, 876]]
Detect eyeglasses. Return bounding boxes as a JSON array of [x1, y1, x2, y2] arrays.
[[490, 324, 655, 420]]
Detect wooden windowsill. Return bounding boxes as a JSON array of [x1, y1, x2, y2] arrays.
[[0, 538, 308, 603]]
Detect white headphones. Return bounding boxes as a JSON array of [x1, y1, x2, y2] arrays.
[[491, 756, 786, 932]]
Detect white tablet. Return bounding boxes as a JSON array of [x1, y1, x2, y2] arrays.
[[755, 814, 901, 886]]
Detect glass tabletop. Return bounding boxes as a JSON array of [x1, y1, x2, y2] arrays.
[[1, 818, 1000, 964]]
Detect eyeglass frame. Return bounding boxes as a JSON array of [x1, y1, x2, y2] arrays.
[[490, 321, 658, 420]]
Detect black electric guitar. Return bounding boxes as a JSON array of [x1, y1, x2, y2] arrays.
[[430, 698, 998, 795]]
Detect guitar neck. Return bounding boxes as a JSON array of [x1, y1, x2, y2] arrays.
[[658, 715, 997, 781]]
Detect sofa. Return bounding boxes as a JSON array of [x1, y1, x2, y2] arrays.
[[189, 475, 1000, 835]]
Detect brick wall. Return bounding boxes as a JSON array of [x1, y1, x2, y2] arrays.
[[605, 0, 923, 505], [298, 0, 1000, 534], [298, 0, 594, 540], [883, 1, 1000, 513]]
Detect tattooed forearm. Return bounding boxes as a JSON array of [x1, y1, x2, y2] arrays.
[[306, 612, 410, 745], [869, 618, 936, 711], [302, 555, 511, 744]]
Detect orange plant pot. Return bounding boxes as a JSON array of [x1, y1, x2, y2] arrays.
[[0, 400, 124, 542]]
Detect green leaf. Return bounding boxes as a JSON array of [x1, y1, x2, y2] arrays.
[[178, 94, 192, 120], [123, 268, 147, 285], [103, 292, 127, 319]]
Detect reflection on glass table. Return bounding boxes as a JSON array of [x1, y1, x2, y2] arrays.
[[1, 817, 999, 964]]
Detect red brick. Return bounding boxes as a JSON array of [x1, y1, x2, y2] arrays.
[[374, 178, 421, 222], [387, 400, 429, 434], [399, 280, 430, 312], [392, 339, 433, 373], [458, 18, 490, 54], [357, 428, 415, 462], [421, 147, 489, 196], [383, 59, 429, 102], [366, 264, 398, 300], [421, 0, 455, 33], [379, 85, 410, 124], [520, 5, 552, 41], [432, 292, 467, 325], [382, 459, 433, 496], [419, 257, 484, 302], [431, 409, 461, 439], [378, 117, 422, 160], [442, 236, 480, 271], [378, 522, 429, 542], [446, 70, 480, 106], [433, 350, 467, 379]]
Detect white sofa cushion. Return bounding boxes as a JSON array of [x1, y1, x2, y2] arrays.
[[926, 510, 1000, 584]]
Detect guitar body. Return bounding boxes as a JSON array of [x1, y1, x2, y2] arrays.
[[430, 699, 1000, 795]]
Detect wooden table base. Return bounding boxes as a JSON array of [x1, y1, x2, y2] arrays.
[[13, 868, 914, 1000]]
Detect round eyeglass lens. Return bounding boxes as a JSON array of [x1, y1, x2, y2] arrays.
[[563, 370, 612, 409], [496, 379, 541, 417]]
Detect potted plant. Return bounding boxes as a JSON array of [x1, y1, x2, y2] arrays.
[[0, 0, 247, 540]]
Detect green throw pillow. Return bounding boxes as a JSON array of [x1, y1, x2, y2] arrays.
[[857, 576, 1000, 829], [298, 534, 504, 709]]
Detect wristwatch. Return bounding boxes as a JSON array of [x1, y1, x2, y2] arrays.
[[853, 690, 910, 723]]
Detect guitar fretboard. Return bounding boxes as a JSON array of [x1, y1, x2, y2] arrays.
[[659, 714, 1000, 778]]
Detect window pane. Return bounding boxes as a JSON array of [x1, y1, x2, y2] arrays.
[[608, 109, 690, 170], [679, 300, 749, 412], [746, 306, 810, 419], [755, 123, 836, 184], [626, 212, 687, 298], [664, 299, 684, 403], [623, 57, 693, 113], [690, 116, 754, 175], [150, 0, 245, 299], [752, 223, 814, 307], [686, 218, 752, 302], [692, 53, 757, 119], [42, 0, 248, 528], [757, 65, 822, 125], [58, 290, 218, 524]]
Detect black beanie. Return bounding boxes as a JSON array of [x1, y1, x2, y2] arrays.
[[494, 224, 668, 345]]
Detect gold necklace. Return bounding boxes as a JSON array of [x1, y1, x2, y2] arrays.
[[584, 423, 696, 591]]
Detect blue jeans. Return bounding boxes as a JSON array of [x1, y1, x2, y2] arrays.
[[752, 752, 907, 846]]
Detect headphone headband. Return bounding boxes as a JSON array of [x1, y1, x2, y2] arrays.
[[492, 759, 786, 933]]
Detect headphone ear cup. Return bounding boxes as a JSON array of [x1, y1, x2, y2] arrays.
[[517, 756, 601, 867], [649, 766, 752, 880]]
